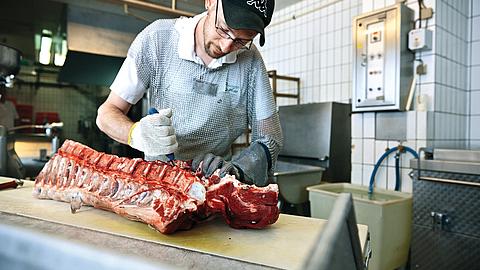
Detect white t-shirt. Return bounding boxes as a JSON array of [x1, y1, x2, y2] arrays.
[[0, 100, 19, 130]]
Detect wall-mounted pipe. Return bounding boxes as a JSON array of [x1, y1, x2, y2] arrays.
[[123, 4, 152, 22], [104, 0, 195, 17]]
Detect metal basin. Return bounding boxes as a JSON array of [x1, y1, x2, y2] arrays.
[[273, 161, 324, 204]]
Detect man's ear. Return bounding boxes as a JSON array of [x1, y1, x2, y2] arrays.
[[205, 0, 215, 11]]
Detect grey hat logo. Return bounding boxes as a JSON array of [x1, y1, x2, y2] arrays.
[[247, 0, 268, 17]]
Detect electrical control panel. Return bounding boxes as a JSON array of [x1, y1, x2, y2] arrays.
[[352, 4, 414, 112]]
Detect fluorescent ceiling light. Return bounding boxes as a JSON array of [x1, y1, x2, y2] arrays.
[[54, 39, 67, 66], [39, 30, 53, 65]]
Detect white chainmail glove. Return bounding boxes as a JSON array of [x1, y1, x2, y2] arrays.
[[128, 108, 178, 156]]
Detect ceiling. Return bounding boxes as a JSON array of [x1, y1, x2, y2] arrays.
[[0, 0, 301, 62], [0, 0, 203, 61], [0, 0, 63, 60]]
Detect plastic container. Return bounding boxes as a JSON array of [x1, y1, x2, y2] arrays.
[[307, 183, 412, 270]]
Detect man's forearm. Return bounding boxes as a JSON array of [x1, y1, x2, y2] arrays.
[[96, 103, 134, 144]]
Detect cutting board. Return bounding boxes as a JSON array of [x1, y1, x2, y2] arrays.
[[0, 178, 367, 269]]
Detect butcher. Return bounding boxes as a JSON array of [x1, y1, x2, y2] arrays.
[[96, 0, 282, 187]]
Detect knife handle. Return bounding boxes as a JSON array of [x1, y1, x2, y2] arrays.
[[166, 153, 175, 162], [148, 107, 159, 115], [0, 180, 19, 190]]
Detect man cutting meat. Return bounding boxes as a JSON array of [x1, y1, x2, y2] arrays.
[[96, 0, 282, 187]]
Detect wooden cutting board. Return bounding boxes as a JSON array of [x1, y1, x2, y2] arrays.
[[0, 177, 367, 269]]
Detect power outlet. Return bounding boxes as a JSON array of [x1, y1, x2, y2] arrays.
[[409, 28, 433, 51]]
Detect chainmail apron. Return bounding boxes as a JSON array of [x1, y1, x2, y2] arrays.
[[128, 19, 283, 172]]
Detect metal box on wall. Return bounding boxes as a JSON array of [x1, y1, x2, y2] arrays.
[[352, 4, 414, 112]]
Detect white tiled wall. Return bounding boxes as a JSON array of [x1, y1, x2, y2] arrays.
[[469, 0, 480, 148], [434, 0, 470, 149], [259, 0, 361, 106], [346, 0, 442, 193], [260, 0, 477, 193]]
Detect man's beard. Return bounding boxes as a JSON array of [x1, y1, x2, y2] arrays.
[[204, 41, 226, 59], [203, 22, 226, 59]]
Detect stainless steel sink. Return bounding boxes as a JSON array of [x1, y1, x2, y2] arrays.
[[273, 161, 324, 204]]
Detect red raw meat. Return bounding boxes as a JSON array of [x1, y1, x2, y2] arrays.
[[33, 140, 279, 234]]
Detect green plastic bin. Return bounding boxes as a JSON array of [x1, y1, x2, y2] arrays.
[[307, 183, 412, 270]]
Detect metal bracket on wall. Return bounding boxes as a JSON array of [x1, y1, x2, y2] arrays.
[[267, 70, 300, 105], [231, 71, 301, 153]]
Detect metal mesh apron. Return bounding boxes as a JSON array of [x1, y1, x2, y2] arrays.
[[128, 19, 283, 173]]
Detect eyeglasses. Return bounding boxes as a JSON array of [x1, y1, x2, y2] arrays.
[[214, 0, 253, 50], [215, 27, 253, 50]]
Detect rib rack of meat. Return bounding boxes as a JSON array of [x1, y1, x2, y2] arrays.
[[33, 140, 279, 234]]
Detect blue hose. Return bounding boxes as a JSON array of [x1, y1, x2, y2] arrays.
[[368, 146, 419, 195]]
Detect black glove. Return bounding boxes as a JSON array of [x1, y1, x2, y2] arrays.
[[192, 142, 271, 187], [230, 142, 271, 187], [191, 153, 241, 179]]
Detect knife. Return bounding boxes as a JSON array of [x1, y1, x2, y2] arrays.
[[148, 108, 176, 165], [0, 179, 24, 191]]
